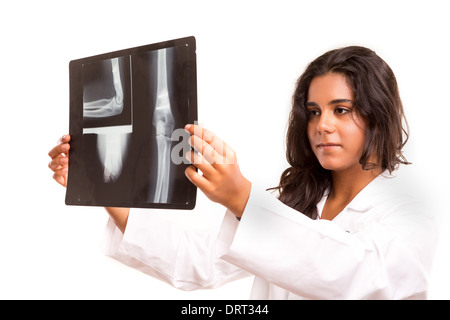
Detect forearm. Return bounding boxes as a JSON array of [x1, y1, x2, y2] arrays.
[[102, 207, 250, 290], [104, 207, 129, 233]]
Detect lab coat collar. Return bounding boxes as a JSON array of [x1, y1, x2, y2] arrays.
[[319, 171, 394, 216], [345, 172, 393, 212]]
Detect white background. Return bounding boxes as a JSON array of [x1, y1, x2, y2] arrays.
[[0, 0, 449, 299]]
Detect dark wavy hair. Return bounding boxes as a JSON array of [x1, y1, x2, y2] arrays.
[[272, 46, 410, 219]]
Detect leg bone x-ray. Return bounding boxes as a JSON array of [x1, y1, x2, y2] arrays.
[[152, 48, 175, 203], [83, 57, 132, 183]]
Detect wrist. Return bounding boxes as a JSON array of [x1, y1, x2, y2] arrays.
[[230, 179, 252, 218], [105, 207, 130, 234]]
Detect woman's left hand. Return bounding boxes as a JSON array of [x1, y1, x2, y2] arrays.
[[184, 124, 251, 218]]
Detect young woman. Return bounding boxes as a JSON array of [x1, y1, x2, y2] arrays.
[[48, 46, 436, 299]]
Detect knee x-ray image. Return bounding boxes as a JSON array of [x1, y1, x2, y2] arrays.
[[66, 37, 197, 209]]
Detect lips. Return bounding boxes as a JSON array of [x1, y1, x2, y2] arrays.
[[317, 143, 341, 149]]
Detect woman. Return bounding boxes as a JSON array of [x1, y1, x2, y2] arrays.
[[48, 46, 436, 299]]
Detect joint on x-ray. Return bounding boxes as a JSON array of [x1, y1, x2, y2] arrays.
[[83, 58, 125, 118], [152, 48, 175, 203], [81, 49, 179, 202], [83, 57, 132, 183]]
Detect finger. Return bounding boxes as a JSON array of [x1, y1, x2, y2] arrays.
[[189, 134, 221, 165], [48, 155, 68, 171], [53, 166, 68, 176], [59, 134, 71, 144], [48, 140, 70, 159], [185, 150, 215, 176], [185, 125, 228, 157], [53, 170, 68, 187], [185, 165, 211, 191]]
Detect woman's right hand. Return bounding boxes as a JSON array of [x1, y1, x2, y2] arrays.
[[48, 135, 71, 188]]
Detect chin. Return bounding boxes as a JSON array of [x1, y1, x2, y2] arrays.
[[318, 159, 352, 172], [318, 160, 341, 171]]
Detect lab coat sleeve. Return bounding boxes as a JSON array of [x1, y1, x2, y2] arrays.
[[102, 209, 250, 291], [216, 187, 436, 299]]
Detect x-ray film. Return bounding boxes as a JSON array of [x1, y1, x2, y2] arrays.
[[66, 37, 197, 209]]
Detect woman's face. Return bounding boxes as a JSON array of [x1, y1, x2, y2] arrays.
[[306, 73, 367, 172]]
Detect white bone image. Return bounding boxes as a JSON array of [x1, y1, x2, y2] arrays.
[[83, 57, 132, 183], [152, 48, 175, 203], [96, 130, 131, 183], [83, 58, 124, 118]]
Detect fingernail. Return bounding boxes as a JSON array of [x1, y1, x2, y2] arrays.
[[185, 124, 191, 130]]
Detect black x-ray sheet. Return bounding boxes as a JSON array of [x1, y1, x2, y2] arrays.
[[66, 36, 197, 209]]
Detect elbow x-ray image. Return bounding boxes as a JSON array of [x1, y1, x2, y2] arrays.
[[152, 48, 176, 203], [82, 56, 133, 184], [66, 37, 197, 209]]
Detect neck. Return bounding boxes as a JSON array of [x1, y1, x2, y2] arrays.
[[329, 166, 382, 204]]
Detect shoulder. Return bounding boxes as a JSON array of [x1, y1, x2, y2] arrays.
[[353, 168, 437, 240], [353, 169, 427, 213]]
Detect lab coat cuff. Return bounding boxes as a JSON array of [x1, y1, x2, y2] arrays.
[[101, 208, 148, 261], [215, 186, 318, 276], [216, 209, 241, 257], [101, 217, 124, 257], [216, 186, 275, 261]]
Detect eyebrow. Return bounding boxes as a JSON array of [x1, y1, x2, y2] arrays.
[[305, 99, 353, 107]]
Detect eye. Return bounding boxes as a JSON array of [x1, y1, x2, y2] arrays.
[[335, 107, 350, 115], [307, 109, 320, 117]]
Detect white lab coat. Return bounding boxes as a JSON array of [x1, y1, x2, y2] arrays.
[[102, 172, 437, 299]]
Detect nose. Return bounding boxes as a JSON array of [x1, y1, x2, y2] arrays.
[[317, 111, 336, 134]]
